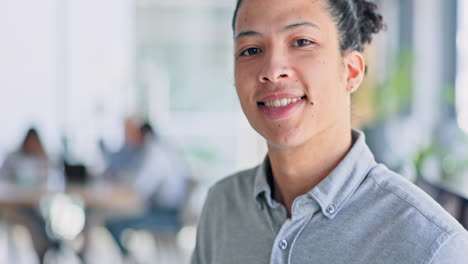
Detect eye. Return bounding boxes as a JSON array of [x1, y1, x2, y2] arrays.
[[292, 39, 313, 47], [240, 47, 262, 57]]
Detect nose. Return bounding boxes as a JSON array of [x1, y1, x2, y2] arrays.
[[258, 51, 293, 83]]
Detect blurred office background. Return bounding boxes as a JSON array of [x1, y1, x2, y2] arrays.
[[0, 0, 467, 263]]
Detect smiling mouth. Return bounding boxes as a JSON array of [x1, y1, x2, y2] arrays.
[[258, 96, 307, 108]]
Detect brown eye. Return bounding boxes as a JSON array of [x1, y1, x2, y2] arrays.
[[240, 47, 262, 56], [292, 39, 313, 47]]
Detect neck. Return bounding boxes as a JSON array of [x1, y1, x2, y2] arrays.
[[268, 125, 352, 217]]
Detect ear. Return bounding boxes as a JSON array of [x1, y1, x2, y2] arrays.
[[343, 50, 366, 93]]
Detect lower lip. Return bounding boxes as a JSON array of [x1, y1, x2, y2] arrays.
[[258, 99, 305, 120]]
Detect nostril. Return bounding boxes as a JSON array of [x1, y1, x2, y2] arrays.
[[279, 74, 287, 78], [262, 77, 270, 81]]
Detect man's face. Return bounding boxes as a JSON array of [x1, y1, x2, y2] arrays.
[[234, 0, 356, 149], [124, 119, 143, 146]]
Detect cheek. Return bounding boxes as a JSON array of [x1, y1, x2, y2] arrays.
[[235, 79, 254, 117], [235, 60, 258, 79], [235, 74, 249, 100], [297, 58, 334, 96], [235, 64, 250, 87], [300, 56, 345, 93], [295, 53, 329, 78], [235, 62, 259, 99], [297, 59, 348, 119]]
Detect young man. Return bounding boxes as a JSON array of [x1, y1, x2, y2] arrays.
[[192, 0, 468, 263]]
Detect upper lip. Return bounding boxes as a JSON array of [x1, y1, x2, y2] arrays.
[[257, 93, 306, 103]]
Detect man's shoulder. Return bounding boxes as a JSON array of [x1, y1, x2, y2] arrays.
[[366, 164, 466, 235], [347, 164, 468, 262], [207, 165, 259, 200], [198, 165, 261, 227]]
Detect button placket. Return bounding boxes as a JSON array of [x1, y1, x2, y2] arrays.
[[270, 218, 294, 264]]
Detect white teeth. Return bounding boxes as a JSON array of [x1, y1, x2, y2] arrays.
[[273, 100, 281, 107], [263, 97, 303, 108]]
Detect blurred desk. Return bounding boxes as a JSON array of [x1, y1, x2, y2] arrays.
[[0, 183, 142, 211], [0, 183, 144, 262]]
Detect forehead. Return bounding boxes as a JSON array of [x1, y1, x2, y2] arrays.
[[235, 0, 332, 33]]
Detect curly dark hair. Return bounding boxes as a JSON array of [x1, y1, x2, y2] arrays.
[[232, 0, 384, 52]]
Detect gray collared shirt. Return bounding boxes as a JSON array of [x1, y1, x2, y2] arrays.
[[191, 130, 468, 264]]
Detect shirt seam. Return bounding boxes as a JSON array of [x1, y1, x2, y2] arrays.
[[426, 231, 460, 264], [367, 173, 450, 234]]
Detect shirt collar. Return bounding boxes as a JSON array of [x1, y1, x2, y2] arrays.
[[253, 129, 377, 218], [253, 155, 279, 208]]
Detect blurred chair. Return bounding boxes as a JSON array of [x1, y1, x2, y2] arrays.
[[64, 162, 89, 185]]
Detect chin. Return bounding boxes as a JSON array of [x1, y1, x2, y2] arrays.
[[249, 115, 314, 149], [263, 128, 307, 150]]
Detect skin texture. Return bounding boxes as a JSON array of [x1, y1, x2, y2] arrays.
[[234, 0, 366, 215]]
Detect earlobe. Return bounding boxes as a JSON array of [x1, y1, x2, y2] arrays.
[[345, 51, 366, 93]]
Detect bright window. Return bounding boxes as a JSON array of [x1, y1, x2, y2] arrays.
[[457, 0, 468, 133]]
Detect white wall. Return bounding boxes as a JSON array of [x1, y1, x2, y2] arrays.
[[0, 0, 134, 166], [0, 0, 266, 180], [0, 0, 59, 157]]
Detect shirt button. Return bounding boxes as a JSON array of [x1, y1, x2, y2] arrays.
[[279, 239, 288, 250], [326, 205, 336, 214]]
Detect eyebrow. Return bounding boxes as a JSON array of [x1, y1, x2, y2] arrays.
[[235, 21, 320, 40]]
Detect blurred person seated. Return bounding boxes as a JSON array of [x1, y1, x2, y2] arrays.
[[0, 128, 61, 188], [99, 117, 146, 183], [0, 127, 61, 263], [105, 122, 191, 258]]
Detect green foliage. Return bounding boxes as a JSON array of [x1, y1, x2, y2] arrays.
[[442, 83, 455, 107], [413, 139, 436, 179], [413, 132, 468, 180], [374, 49, 414, 120]]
